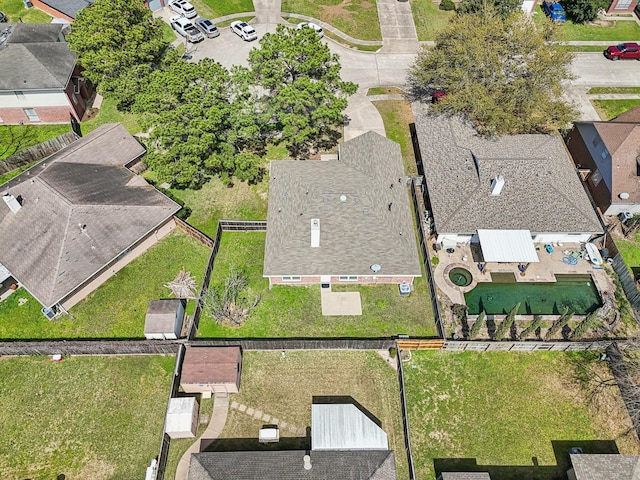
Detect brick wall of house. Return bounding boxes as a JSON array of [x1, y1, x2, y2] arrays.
[[267, 275, 418, 287], [0, 106, 74, 124], [30, 0, 75, 21], [565, 127, 612, 215]]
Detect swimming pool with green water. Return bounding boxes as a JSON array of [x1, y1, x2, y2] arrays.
[[464, 274, 601, 315]]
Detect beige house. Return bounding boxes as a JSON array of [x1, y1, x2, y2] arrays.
[[180, 346, 242, 394]]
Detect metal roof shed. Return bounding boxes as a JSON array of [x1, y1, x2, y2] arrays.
[[311, 403, 388, 451], [165, 397, 199, 439], [477, 229, 539, 263]]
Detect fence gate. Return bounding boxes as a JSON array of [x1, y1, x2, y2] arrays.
[[397, 339, 444, 350]]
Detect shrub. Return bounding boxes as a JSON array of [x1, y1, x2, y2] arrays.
[[439, 0, 456, 11], [468, 311, 486, 339], [519, 315, 543, 340], [389, 347, 397, 359], [544, 307, 573, 341], [494, 303, 520, 341], [570, 309, 602, 340], [431, 256, 440, 266]]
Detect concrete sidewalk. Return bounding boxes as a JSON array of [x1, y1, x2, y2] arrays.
[[343, 91, 386, 141], [376, 0, 419, 53]]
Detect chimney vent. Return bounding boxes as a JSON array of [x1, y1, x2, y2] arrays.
[[3, 193, 22, 213], [490, 175, 505, 196], [311, 219, 320, 248]]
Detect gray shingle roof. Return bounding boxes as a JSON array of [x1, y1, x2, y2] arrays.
[[145, 299, 183, 334], [412, 104, 602, 236], [264, 131, 421, 278], [5, 23, 65, 43], [188, 450, 397, 480], [0, 24, 76, 91], [39, 0, 94, 19], [570, 454, 640, 479], [0, 123, 180, 307]]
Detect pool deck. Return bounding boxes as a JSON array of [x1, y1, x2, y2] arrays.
[[431, 241, 616, 320]]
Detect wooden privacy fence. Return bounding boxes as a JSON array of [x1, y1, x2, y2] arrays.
[[188, 220, 267, 340], [397, 338, 445, 350], [396, 345, 416, 480], [0, 131, 78, 175], [0, 340, 181, 356], [441, 340, 613, 352], [410, 178, 445, 338], [193, 338, 396, 350]]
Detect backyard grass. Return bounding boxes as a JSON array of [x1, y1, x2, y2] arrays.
[[0, 229, 210, 339], [281, 0, 382, 41], [191, 0, 254, 19], [368, 86, 405, 95], [0, 355, 174, 480], [592, 99, 640, 120], [82, 96, 145, 135], [410, 0, 454, 41], [0, 123, 72, 160], [616, 236, 640, 267], [534, 8, 640, 41], [164, 396, 215, 480], [404, 351, 640, 480], [196, 232, 437, 338], [372, 99, 418, 176], [1, 0, 52, 22], [206, 350, 409, 480]]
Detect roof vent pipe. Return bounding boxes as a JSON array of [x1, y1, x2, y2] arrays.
[[490, 175, 505, 196], [303, 454, 312, 470]]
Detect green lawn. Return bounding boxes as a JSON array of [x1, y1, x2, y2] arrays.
[[282, 0, 382, 41], [160, 177, 268, 238], [592, 99, 640, 120], [404, 351, 640, 480], [1, 0, 52, 22], [534, 7, 640, 41], [0, 162, 40, 186], [0, 355, 174, 480], [409, 0, 454, 41], [82, 96, 145, 135], [588, 87, 640, 94], [196, 232, 436, 338], [0, 230, 210, 339], [616, 236, 640, 267], [368, 87, 405, 96], [372, 100, 418, 176], [191, 0, 254, 19], [208, 350, 409, 480], [0, 124, 72, 160]]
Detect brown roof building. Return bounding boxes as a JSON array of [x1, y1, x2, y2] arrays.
[[566, 105, 640, 217], [0, 123, 180, 311], [180, 346, 242, 394]]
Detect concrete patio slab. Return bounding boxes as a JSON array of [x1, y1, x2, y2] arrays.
[[321, 288, 363, 316]]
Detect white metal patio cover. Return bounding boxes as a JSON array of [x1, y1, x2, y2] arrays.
[[477, 229, 539, 263]]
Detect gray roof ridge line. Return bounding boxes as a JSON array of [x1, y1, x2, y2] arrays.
[[437, 182, 481, 232], [51, 123, 122, 162], [546, 182, 601, 230], [7, 45, 60, 87], [36, 173, 74, 206], [48, 202, 74, 305], [368, 450, 393, 478]]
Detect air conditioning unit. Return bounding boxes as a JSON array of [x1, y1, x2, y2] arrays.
[[41, 307, 56, 320]]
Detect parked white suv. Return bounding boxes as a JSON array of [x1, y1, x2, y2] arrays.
[[168, 0, 197, 19], [296, 22, 324, 38], [170, 16, 204, 43], [230, 21, 257, 41]]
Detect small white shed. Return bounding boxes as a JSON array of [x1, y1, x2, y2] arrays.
[[165, 397, 199, 439], [144, 299, 185, 340]]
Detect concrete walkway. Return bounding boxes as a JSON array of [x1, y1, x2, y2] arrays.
[[343, 90, 387, 140], [174, 393, 229, 480], [376, 0, 419, 54], [229, 400, 307, 435]]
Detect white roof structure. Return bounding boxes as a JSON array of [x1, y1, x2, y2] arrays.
[[165, 397, 196, 435], [477, 229, 539, 263], [311, 403, 388, 451]]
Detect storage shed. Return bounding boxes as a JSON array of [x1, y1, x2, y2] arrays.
[[180, 346, 242, 394], [144, 299, 185, 340], [165, 396, 199, 439]]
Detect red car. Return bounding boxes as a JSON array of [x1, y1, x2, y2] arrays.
[[604, 43, 640, 61]]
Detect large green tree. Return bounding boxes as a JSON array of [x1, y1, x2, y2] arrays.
[[248, 25, 357, 158], [409, 7, 576, 134], [133, 59, 265, 188], [561, 0, 609, 23], [457, 0, 522, 17], [67, 0, 167, 108]]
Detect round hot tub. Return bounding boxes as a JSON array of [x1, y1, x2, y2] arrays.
[[449, 267, 473, 287]]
